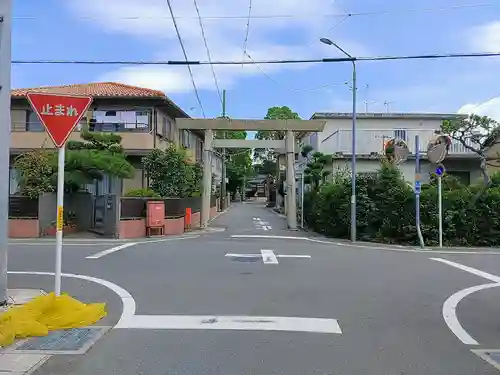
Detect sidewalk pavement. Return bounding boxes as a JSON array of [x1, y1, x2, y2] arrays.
[[0, 288, 50, 375]]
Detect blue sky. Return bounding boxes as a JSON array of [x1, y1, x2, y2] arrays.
[[11, 0, 500, 124]]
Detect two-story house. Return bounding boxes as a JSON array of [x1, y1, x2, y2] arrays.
[[299, 112, 482, 186], [9, 82, 221, 194]]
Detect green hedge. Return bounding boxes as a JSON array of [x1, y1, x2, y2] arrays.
[[304, 162, 500, 246]]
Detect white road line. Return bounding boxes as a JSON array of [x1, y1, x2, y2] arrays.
[[119, 315, 342, 334], [277, 254, 311, 259], [225, 253, 260, 258], [431, 258, 500, 346], [86, 243, 138, 259], [232, 235, 309, 240], [442, 283, 500, 345], [85, 236, 198, 259], [9, 272, 339, 335], [431, 258, 500, 283], [8, 271, 136, 327], [132, 236, 199, 245], [261, 249, 279, 264]]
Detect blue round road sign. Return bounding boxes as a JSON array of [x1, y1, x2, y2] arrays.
[[435, 165, 445, 176]]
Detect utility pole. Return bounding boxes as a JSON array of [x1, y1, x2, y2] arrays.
[[0, 0, 12, 304], [221, 89, 227, 209]]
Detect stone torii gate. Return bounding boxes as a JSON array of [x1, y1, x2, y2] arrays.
[[176, 118, 326, 230]]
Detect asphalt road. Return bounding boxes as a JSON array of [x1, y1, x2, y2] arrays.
[[9, 201, 500, 374]]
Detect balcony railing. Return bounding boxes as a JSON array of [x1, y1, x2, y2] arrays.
[[88, 122, 150, 133], [321, 129, 476, 155], [11, 121, 150, 133]]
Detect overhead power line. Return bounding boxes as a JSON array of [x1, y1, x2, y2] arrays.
[[192, 0, 223, 107], [244, 52, 348, 92], [164, 0, 206, 117], [12, 51, 500, 66], [13, 3, 496, 21], [241, 0, 253, 63]]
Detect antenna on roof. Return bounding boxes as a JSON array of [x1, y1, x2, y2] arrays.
[[364, 100, 377, 113], [363, 84, 378, 113], [384, 100, 395, 113]]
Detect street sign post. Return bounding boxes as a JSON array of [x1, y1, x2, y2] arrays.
[[26, 93, 92, 295], [414, 135, 425, 249], [434, 164, 446, 248]]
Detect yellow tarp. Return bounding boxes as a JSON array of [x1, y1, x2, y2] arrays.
[[0, 292, 106, 348]]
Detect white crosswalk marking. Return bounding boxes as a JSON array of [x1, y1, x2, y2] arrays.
[[261, 249, 279, 264]]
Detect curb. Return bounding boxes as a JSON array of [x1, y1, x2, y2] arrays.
[[266, 206, 286, 218], [229, 234, 500, 255], [207, 205, 232, 224]]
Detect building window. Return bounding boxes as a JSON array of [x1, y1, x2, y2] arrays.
[[181, 130, 191, 148], [161, 116, 172, 139], [394, 129, 407, 141], [9, 168, 19, 194], [26, 111, 44, 132], [91, 110, 150, 132], [196, 138, 203, 162]]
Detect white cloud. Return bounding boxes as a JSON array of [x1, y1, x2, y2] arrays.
[[458, 97, 500, 122], [468, 21, 500, 51], [65, 0, 368, 94]]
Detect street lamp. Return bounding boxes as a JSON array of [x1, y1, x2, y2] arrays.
[[320, 37, 357, 242]]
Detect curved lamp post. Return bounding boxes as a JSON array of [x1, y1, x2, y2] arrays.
[[320, 37, 357, 242]]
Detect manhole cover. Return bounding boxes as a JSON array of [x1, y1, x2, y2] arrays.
[[7, 326, 110, 355], [472, 349, 500, 371]]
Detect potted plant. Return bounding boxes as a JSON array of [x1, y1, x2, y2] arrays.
[[44, 210, 78, 236]]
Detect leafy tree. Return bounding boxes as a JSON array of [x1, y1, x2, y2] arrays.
[[14, 150, 54, 199], [442, 114, 500, 187], [301, 145, 332, 192], [14, 132, 134, 196], [254, 106, 301, 162], [214, 131, 253, 197], [142, 145, 202, 198], [253, 159, 277, 176], [63, 131, 134, 192]]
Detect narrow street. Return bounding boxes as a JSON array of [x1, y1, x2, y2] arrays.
[[7, 201, 500, 374]]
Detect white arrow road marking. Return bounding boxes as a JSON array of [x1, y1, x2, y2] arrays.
[[118, 315, 342, 334], [431, 258, 500, 346], [261, 249, 279, 264]]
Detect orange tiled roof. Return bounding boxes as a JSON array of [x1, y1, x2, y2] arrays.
[[11, 82, 166, 99]]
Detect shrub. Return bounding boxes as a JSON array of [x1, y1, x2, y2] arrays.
[[124, 188, 160, 198], [304, 163, 500, 247]]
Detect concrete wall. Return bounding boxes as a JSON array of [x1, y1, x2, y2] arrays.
[[38, 192, 94, 235]]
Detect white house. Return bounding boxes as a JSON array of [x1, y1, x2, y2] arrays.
[[299, 112, 482, 186]]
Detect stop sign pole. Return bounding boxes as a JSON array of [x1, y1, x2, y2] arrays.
[[26, 93, 92, 295]]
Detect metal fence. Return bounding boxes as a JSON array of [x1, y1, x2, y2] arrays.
[[9, 196, 39, 219]]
